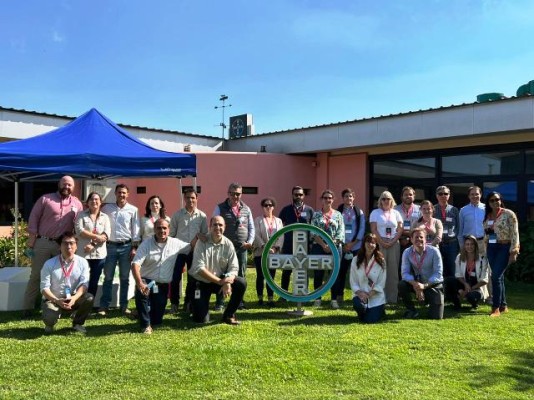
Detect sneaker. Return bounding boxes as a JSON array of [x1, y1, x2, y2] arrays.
[[403, 310, 419, 319], [222, 315, 241, 325], [72, 324, 87, 334], [238, 301, 247, 310], [331, 300, 340, 309], [314, 299, 322, 307], [121, 307, 132, 316], [142, 326, 153, 335], [97, 307, 108, 316], [170, 304, 180, 314], [490, 308, 501, 317], [499, 306, 509, 313], [44, 325, 54, 334]]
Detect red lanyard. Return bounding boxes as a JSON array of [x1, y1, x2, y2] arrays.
[[402, 204, 413, 219], [264, 217, 275, 237], [466, 259, 476, 275], [322, 209, 333, 231], [424, 219, 433, 232], [411, 248, 427, 275], [59, 196, 72, 218], [343, 207, 354, 223], [365, 258, 376, 277], [294, 205, 303, 220], [440, 206, 446, 221], [60, 255, 75, 279]]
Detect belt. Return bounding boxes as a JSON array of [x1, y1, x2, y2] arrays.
[[497, 240, 511, 245], [37, 235, 57, 241], [108, 239, 132, 245]]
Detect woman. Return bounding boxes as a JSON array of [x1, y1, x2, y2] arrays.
[[413, 200, 443, 247], [253, 197, 284, 306], [445, 235, 489, 310], [350, 233, 386, 323], [369, 191, 403, 304], [140, 195, 170, 241], [310, 189, 345, 307], [75, 192, 111, 297], [484, 191, 520, 317]]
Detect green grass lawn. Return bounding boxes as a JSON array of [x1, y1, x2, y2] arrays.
[[0, 272, 532, 400]]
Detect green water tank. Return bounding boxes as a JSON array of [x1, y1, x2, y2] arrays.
[[476, 93, 505, 103]]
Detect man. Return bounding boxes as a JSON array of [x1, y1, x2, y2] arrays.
[[278, 186, 314, 292], [24, 175, 83, 314], [131, 219, 191, 334], [212, 183, 254, 310], [169, 188, 208, 314], [433, 185, 459, 278], [394, 186, 421, 255], [398, 228, 444, 320], [40, 232, 94, 334], [458, 186, 486, 254], [99, 184, 141, 315], [189, 216, 247, 325], [333, 188, 365, 308]]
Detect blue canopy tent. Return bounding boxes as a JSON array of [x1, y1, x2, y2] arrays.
[[0, 108, 197, 265]]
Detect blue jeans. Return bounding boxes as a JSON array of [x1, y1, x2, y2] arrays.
[[439, 240, 459, 278], [486, 243, 510, 308], [87, 258, 106, 297], [352, 297, 384, 323], [135, 280, 169, 329], [101, 243, 132, 309]]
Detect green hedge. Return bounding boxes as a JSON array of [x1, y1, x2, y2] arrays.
[[0, 210, 31, 268]]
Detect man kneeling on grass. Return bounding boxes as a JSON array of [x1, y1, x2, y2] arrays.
[[131, 219, 190, 334], [40, 232, 94, 334], [398, 227, 444, 320], [189, 216, 246, 325]]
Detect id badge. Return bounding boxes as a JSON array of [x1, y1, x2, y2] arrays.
[[443, 228, 448, 235], [152, 284, 159, 294], [385, 227, 392, 238], [345, 227, 353, 235], [194, 289, 201, 299], [446, 217, 453, 223], [64, 287, 71, 300], [487, 220, 494, 227], [426, 235, 432, 243], [344, 252, 353, 260], [488, 233, 497, 244], [403, 220, 411, 230], [301, 211, 307, 218], [469, 271, 476, 277]]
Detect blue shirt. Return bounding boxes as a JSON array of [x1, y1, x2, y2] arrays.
[[458, 202, 486, 246], [401, 245, 443, 284]]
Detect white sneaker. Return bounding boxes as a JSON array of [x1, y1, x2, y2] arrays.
[[331, 300, 340, 309], [143, 326, 153, 335], [314, 299, 322, 307], [72, 324, 87, 334]]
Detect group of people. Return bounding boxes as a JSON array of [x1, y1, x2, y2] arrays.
[[24, 177, 520, 334]]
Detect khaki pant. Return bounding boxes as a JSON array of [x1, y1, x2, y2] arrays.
[[23, 238, 60, 310]]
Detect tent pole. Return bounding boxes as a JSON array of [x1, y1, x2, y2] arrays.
[[194, 177, 197, 192], [179, 178, 183, 209], [14, 181, 19, 267]]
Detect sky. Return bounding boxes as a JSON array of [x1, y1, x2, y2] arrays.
[[2, 0, 534, 138]]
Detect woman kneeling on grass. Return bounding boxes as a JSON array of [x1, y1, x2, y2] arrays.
[[350, 233, 386, 323], [445, 235, 489, 310]]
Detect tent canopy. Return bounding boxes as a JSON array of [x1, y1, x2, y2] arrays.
[[0, 108, 196, 181]]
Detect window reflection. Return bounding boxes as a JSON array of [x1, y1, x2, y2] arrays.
[[443, 152, 520, 177]]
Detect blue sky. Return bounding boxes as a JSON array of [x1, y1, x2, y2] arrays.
[[2, 0, 534, 137]]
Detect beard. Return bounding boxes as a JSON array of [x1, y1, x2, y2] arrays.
[[59, 187, 71, 198]]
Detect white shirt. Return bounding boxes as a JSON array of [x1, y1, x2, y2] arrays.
[[102, 202, 141, 242]]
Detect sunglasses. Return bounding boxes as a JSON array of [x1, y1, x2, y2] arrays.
[[437, 192, 450, 196], [263, 204, 274, 208], [229, 192, 242, 197], [293, 193, 304, 197], [62, 241, 76, 246]]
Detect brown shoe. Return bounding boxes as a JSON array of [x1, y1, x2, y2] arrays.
[[490, 308, 501, 317], [222, 316, 241, 325], [499, 306, 509, 313]]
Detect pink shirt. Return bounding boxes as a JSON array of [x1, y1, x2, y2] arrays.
[[28, 192, 83, 238]]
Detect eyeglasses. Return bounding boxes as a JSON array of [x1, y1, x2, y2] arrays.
[[229, 192, 242, 197], [489, 198, 501, 203], [293, 193, 304, 197], [437, 192, 450, 196], [263, 204, 274, 208], [62, 241, 76, 246], [322, 197, 333, 200]]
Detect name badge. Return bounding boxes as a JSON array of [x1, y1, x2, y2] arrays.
[[446, 217, 453, 223], [426, 235, 432, 243], [487, 220, 494, 227], [443, 228, 448, 235], [152, 284, 159, 294], [71, 206, 78, 213], [194, 289, 201, 299], [403, 220, 411, 230], [469, 271, 476, 277], [385, 227, 392, 237], [64, 287, 71, 300], [301, 212, 307, 217], [345, 228, 353, 235], [488, 233, 497, 244]]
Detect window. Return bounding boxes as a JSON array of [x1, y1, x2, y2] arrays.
[[442, 151, 520, 177]]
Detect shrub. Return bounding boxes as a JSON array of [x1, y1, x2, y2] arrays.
[[507, 221, 534, 283], [0, 209, 30, 268]]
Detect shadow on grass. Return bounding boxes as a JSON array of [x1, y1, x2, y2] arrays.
[[470, 350, 534, 394]]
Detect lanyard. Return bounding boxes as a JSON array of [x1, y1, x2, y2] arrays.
[[365, 258, 376, 278], [293, 205, 303, 220], [322, 209, 333, 231], [411, 248, 427, 276], [59, 196, 72, 218], [402, 204, 413, 220], [343, 207, 354, 223], [231, 204, 241, 219], [59, 255, 75, 279], [466, 259, 476, 276], [264, 217, 275, 237], [440, 206, 446, 222]]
